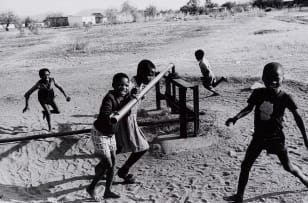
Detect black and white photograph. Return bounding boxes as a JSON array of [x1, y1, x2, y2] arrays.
[[0, 0, 308, 202]]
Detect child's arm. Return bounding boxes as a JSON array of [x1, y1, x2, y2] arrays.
[[225, 103, 254, 126], [290, 109, 308, 149], [23, 82, 39, 112], [54, 79, 70, 101]]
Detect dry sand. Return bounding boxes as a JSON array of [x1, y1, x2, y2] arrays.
[[0, 9, 308, 203]]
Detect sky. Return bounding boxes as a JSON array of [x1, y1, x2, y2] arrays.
[[0, 0, 238, 17]]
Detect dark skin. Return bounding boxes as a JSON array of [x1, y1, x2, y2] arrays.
[[86, 77, 129, 200], [225, 64, 308, 203], [23, 70, 70, 131], [117, 66, 156, 183]]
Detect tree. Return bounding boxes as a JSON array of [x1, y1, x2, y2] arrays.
[[180, 5, 190, 14], [144, 5, 157, 18], [121, 1, 139, 22], [105, 9, 118, 24], [24, 16, 35, 27], [202, 0, 217, 9], [187, 0, 200, 7], [180, 0, 202, 15], [222, 1, 237, 10], [0, 11, 19, 31]]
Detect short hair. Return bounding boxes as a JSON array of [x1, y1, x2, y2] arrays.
[[137, 59, 156, 77], [262, 62, 283, 79], [39, 68, 50, 78], [112, 72, 129, 84], [195, 49, 204, 60]]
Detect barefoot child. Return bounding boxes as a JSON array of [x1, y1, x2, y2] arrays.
[[87, 73, 130, 200], [116, 59, 156, 183], [225, 62, 308, 203], [23, 68, 70, 131], [195, 49, 227, 96]]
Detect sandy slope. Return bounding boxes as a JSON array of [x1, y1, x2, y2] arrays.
[[0, 9, 308, 203]]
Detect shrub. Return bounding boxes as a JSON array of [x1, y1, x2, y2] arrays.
[[67, 39, 89, 53]]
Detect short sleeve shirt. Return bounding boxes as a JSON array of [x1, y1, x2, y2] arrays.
[[248, 88, 297, 137]]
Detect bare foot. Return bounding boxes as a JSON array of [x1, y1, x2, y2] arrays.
[[103, 191, 120, 199], [86, 186, 95, 199], [210, 92, 220, 97], [223, 194, 243, 203]]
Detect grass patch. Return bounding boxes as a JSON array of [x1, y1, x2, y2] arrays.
[[66, 39, 89, 53]]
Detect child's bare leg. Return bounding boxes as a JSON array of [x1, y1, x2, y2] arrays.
[[87, 160, 106, 198], [40, 103, 52, 131], [118, 150, 147, 183], [49, 100, 60, 114], [204, 85, 219, 96], [277, 150, 308, 187], [213, 77, 227, 87], [95, 162, 107, 180], [104, 151, 120, 198], [228, 140, 262, 202]]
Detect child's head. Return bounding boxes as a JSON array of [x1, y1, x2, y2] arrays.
[[262, 62, 284, 92], [136, 59, 156, 85], [195, 49, 204, 61], [39, 68, 50, 80], [112, 73, 129, 97]]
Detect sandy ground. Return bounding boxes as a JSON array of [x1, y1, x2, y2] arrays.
[[0, 9, 308, 203]]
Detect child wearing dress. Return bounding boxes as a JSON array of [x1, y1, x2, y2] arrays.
[[23, 68, 70, 131], [116, 59, 156, 183], [87, 72, 130, 200]]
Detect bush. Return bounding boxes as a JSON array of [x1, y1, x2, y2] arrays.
[[252, 0, 283, 9], [105, 9, 118, 24], [67, 39, 89, 53]]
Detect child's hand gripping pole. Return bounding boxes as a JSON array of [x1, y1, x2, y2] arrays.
[[109, 63, 175, 124]]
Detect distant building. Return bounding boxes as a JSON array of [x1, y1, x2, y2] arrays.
[[34, 22, 45, 28], [68, 16, 96, 26], [44, 17, 68, 27], [92, 13, 107, 24]]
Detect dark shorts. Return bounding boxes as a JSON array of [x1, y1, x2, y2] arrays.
[[251, 135, 286, 154], [201, 77, 215, 88], [38, 89, 55, 105]]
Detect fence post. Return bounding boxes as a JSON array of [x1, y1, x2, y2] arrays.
[[179, 86, 187, 138], [193, 85, 199, 136]]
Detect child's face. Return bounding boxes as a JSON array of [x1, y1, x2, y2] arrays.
[[141, 68, 155, 84], [41, 71, 50, 81], [195, 55, 201, 62], [263, 67, 283, 93], [113, 77, 129, 97]]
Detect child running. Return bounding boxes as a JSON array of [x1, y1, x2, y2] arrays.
[[87, 72, 130, 200], [116, 59, 156, 183], [195, 49, 227, 96], [23, 68, 70, 131], [225, 62, 308, 203]]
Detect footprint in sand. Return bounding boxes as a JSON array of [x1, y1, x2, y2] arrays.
[[303, 195, 308, 203]]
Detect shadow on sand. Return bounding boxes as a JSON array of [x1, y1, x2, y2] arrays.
[[0, 175, 133, 202]]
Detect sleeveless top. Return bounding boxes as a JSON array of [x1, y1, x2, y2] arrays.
[[37, 78, 55, 102]]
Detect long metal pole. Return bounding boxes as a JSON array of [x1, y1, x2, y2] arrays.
[[0, 117, 180, 144], [110, 63, 175, 124], [0, 129, 91, 144]]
